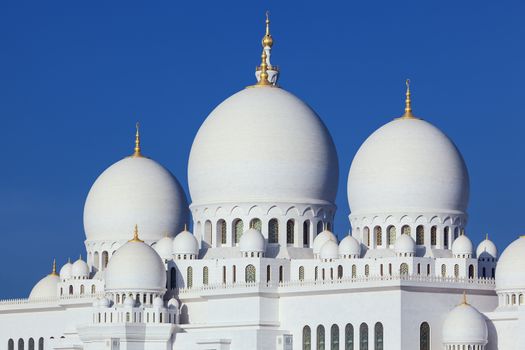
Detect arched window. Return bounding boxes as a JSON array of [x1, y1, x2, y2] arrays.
[[416, 226, 424, 245], [187, 266, 193, 288], [374, 226, 382, 246], [269, 219, 279, 243], [91, 285, 96, 294], [303, 326, 312, 350], [359, 323, 368, 350], [93, 251, 99, 270], [8, 339, 14, 350], [79, 284, 84, 295], [245, 264, 256, 283], [69, 285, 73, 295], [218, 219, 227, 245], [279, 266, 284, 282], [287, 219, 295, 244], [170, 267, 176, 289], [400, 263, 409, 275], [28, 338, 34, 350], [331, 324, 340, 350], [102, 251, 109, 270], [338, 265, 343, 279], [482, 267, 486, 278], [417, 263, 421, 275], [345, 323, 354, 350], [233, 265, 237, 283], [233, 219, 244, 244], [299, 266, 305, 281], [454, 227, 459, 240], [204, 220, 212, 245], [401, 225, 411, 235], [441, 264, 447, 277], [203, 266, 209, 285], [387, 226, 396, 245], [420, 322, 430, 350], [364, 265, 369, 277], [18, 339, 24, 350], [317, 221, 324, 234], [250, 218, 262, 231], [317, 325, 325, 350], [223, 266, 227, 284], [468, 265, 474, 279], [374, 322, 383, 350], [431, 226, 437, 245], [38, 338, 43, 350], [322, 268, 326, 280], [454, 264, 459, 278], [351, 265, 356, 278], [315, 266, 319, 280], [363, 227, 370, 246], [303, 220, 310, 246], [444, 227, 450, 248]]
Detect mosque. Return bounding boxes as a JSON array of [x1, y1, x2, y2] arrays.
[[0, 13, 524, 350]]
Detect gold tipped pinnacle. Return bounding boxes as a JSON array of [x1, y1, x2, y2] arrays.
[[485, 233, 489, 240], [132, 122, 143, 157], [130, 224, 144, 242], [262, 11, 273, 48], [50, 258, 58, 276], [461, 291, 469, 305], [400, 79, 417, 119]]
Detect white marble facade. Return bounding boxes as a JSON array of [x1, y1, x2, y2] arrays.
[[1, 15, 524, 350]]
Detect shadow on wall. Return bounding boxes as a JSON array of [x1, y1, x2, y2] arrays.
[[485, 316, 499, 350]]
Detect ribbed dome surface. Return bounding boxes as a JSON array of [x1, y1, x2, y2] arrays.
[[348, 118, 469, 215], [188, 87, 339, 206]]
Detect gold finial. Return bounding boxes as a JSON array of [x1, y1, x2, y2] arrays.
[[184, 223, 188, 231], [400, 79, 417, 119], [255, 48, 272, 87], [132, 122, 143, 157], [67, 257, 71, 264], [461, 291, 469, 305], [50, 258, 58, 276], [130, 224, 144, 242], [262, 11, 273, 48], [485, 233, 489, 240]]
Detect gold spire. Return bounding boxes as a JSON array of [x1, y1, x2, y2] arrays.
[[262, 11, 273, 48], [461, 291, 469, 305], [400, 79, 417, 119], [130, 224, 144, 242], [132, 122, 143, 157], [50, 258, 58, 276], [485, 233, 489, 240]]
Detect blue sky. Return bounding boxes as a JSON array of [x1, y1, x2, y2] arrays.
[[0, 1, 523, 298]]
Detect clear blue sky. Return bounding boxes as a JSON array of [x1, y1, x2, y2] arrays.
[[0, 1, 523, 298]]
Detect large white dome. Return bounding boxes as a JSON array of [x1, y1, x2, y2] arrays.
[[348, 118, 469, 215], [105, 235, 167, 293], [29, 274, 60, 300], [495, 236, 525, 292], [188, 87, 339, 206], [84, 156, 188, 242]]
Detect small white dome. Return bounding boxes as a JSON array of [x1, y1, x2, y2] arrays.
[[29, 273, 60, 300], [476, 236, 498, 259], [123, 296, 135, 307], [339, 235, 361, 258], [348, 118, 469, 215], [154, 236, 174, 261], [239, 228, 266, 253], [442, 301, 488, 346], [84, 156, 188, 242], [394, 234, 416, 255], [153, 296, 164, 308], [320, 240, 339, 260], [99, 297, 111, 308], [188, 87, 339, 206], [496, 236, 525, 292], [173, 228, 199, 257], [105, 235, 167, 293], [168, 297, 179, 309], [313, 230, 337, 255], [452, 235, 473, 257], [59, 261, 73, 280], [71, 258, 90, 279]]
